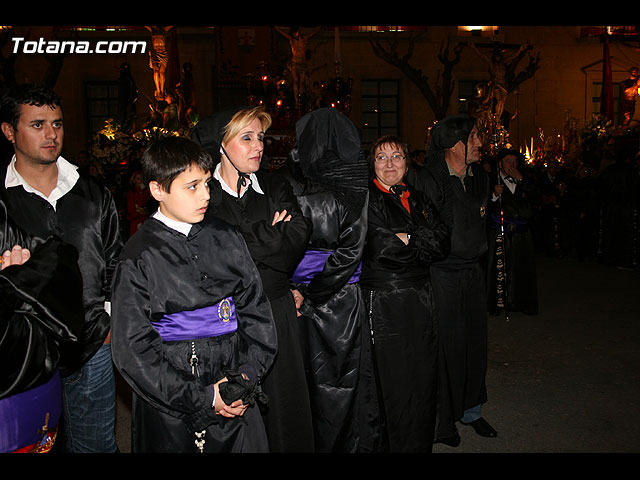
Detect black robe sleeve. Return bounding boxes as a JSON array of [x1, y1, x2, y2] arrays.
[[1, 173, 124, 372], [0, 236, 84, 399], [300, 196, 367, 307], [365, 186, 450, 274], [100, 184, 124, 302], [232, 172, 311, 274]]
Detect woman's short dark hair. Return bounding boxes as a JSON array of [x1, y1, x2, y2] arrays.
[[141, 136, 213, 192], [368, 135, 410, 165]]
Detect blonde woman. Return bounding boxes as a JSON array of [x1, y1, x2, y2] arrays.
[[192, 106, 314, 452]]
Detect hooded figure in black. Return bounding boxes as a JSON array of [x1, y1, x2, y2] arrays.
[[359, 134, 450, 453], [0, 200, 84, 452], [486, 148, 538, 316], [413, 114, 496, 446], [283, 107, 369, 452], [192, 106, 314, 452]]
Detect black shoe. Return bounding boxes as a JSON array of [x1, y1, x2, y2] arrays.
[[461, 417, 497, 438], [435, 432, 461, 447]]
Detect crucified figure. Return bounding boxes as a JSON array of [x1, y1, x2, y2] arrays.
[[470, 41, 530, 122], [275, 26, 321, 108], [146, 26, 173, 101], [621, 67, 640, 126]]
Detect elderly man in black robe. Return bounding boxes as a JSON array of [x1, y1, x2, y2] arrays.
[[413, 114, 497, 447]]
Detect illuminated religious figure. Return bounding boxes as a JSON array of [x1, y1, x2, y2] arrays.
[[146, 26, 173, 101], [470, 41, 531, 122], [275, 26, 321, 108], [467, 82, 492, 118], [621, 67, 640, 126]]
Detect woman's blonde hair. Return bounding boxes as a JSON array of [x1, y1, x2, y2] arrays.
[[222, 106, 272, 145]]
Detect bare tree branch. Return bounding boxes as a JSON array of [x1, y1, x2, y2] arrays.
[[369, 32, 465, 120]]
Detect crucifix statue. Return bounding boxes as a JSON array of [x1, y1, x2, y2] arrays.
[[146, 26, 174, 101], [275, 26, 321, 108], [470, 41, 531, 122]]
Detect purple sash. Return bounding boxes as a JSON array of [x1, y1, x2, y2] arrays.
[[292, 249, 362, 284], [0, 370, 62, 453], [151, 297, 238, 342], [490, 213, 529, 233]]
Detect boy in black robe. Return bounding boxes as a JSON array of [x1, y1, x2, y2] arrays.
[[111, 136, 277, 453]]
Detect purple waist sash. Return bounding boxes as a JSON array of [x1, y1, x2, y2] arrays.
[[0, 370, 62, 453], [292, 249, 362, 284], [152, 297, 238, 342]]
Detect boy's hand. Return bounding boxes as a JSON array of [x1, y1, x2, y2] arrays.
[[213, 377, 249, 417]]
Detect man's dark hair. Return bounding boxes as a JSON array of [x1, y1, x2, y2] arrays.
[[141, 136, 213, 192], [0, 83, 62, 130]]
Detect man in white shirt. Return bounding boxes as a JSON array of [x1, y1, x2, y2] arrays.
[[0, 83, 123, 453]]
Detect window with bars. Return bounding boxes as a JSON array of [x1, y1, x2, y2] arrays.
[[212, 80, 247, 112], [360, 79, 400, 150], [592, 81, 622, 124], [85, 81, 119, 134]]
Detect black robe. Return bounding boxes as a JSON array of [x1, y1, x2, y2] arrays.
[[486, 175, 538, 315], [597, 161, 640, 268], [0, 168, 123, 374], [566, 173, 600, 261], [0, 200, 84, 452], [360, 181, 450, 452], [285, 169, 369, 452], [206, 170, 315, 452], [533, 170, 572, 257], [111, 217, 277, 453], [415, 161, 491, 441]]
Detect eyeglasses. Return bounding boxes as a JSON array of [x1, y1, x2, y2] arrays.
[[374, 153, 405, 164]]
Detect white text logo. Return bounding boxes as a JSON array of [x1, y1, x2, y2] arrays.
[[11, 37, 147, 54]]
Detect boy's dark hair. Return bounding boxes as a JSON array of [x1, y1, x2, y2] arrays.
[[141, 136, 213, 192], [0, 83, 62, 130]]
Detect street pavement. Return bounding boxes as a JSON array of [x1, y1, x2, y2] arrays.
[[433, 254, 640, 454], [114, 254, 640, 454]]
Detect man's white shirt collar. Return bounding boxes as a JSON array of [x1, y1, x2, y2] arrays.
[[213, 163, 264, 197], [500, 172, 517, 194], [5, 155, 79, 210]]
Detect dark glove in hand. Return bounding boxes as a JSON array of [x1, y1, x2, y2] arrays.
[[218, 369, 269, 407]]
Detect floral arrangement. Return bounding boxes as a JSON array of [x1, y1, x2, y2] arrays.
[[88, 119, 140, 166], [89, 119, 190, 167], [580, 114, 614, 146], [132, 126, 183, 145]]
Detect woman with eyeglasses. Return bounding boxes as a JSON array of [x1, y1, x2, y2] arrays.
[[359, 135, 450, 453]]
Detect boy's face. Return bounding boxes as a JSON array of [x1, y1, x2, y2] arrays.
[[150, 165, 211, 224]]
